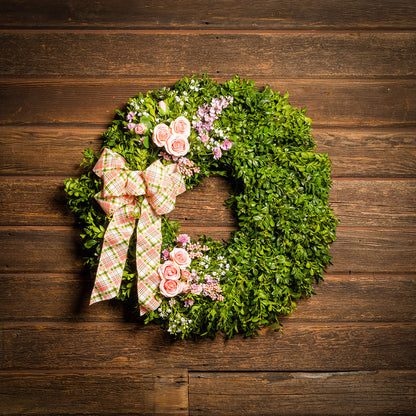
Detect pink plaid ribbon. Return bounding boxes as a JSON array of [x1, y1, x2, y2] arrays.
[[90, 148, 185, 315]]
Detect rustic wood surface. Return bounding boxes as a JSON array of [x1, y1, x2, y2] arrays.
[[0, 1, 415, 415]]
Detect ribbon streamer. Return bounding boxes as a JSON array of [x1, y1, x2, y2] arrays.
[[90, 148, 185, 315]]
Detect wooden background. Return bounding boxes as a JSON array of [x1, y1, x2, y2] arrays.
[[1, 1, 415, 414]]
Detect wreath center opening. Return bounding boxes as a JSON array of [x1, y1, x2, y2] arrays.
[[169, 175, 237, 242]]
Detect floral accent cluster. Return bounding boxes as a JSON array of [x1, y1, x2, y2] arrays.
[[126, 112, 148, 136], [176, 157, 200, 177], [158, 233, 225, 305], [192, 96, 234, 159]]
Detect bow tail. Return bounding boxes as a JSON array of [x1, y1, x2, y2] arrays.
[[90, 206, 136, 304], [135, 198, 163, 316]]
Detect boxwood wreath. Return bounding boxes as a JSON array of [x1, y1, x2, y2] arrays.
[[65, 74, 337, 339]]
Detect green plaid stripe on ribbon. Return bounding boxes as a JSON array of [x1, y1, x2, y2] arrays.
[[90, 148, 186, 315]]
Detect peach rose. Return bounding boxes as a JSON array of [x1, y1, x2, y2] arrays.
[[165, 134, 190, 157], [180, 281, 191, 294], [135, 123, 147, 135], [170, 247, 191, 269], [152, 123, 172, 147], [158, 260, 181, 280], [170, 116, 191, 138], [181, 270, 191, 281], [160, 278, 182, 298]]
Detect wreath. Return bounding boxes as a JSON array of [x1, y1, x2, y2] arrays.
[[65, 74, 337, 339]]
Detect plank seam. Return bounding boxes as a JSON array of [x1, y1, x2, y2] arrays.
[[1, 124, 415, 132], [1, 225, 415, 231], [1, 29, 416, 35], [1, 76, 416, 83], [2, 175, 416, 181]]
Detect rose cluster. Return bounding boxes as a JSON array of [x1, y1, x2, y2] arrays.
[[153, 113, 191, 158], [158, 247, 192, 298]]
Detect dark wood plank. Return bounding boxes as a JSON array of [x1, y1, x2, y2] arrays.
[[0, 176, 237, 227], [1, 80, 415, 127], [0, 369, 188, 415], [1, 0, 415, 30], [287, 274, 416, 322], [0, 227, 414, 273], [1, 127, 415, 177], [0, 272, 119, 323], [189, 370, 416, 416], [1, 177, 415, 227], [329, 179, 416, 227], [328, 228, 416, 273], [0, 33, 414, 78], [2, 273, 415, 323], [3, 322, 415, 371], [315, 128, 416, 177], [0, 127, 101, 176], [0, 177, 73, 226]]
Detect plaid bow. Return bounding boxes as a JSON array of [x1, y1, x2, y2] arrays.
[[90, 148, 186, 315]]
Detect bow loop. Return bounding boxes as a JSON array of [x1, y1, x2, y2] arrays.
[[90, 148, 186, 315], [144, 161, 185, 216]]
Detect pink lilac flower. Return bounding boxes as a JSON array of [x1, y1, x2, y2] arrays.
[[190, 284, 202, 295], [127, 111, 136, 122], [201, 281, 223, 300], [177, 157, 200, 177], [126, 122, 136, 130], [214, 147, 222, 160], [158, 151, 173, 161], [200, 134, 209, 144], [184, 298, 194, 307], [221, 139, 233, 150], [162, 249, 170, 261], [177, 234, 191, 245], [192, 96, 232, 136]]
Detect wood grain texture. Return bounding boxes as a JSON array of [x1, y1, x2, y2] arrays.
[[329, 179, 416, 227], [0, 33, 415, 78], [3, 322, 415, 371], [2, 273, 415, 323], [0, 369, 188, 415], [1, 127, 415, 177], [189, 370, 416, 415], [1, 0, 415, 30], [1, 227, 415, 273], [1, 79, 415, 127], [315, 128, 416, 177], [1, 1, 415, 414], [1, 177, 415, 227]]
